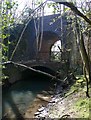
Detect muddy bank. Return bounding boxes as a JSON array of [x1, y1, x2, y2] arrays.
[[33, 80, 90, 119], [24, 91, 52, 118], [2, 77, 55, 119]]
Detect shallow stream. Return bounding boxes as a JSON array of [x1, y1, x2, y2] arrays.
[[2, 77, 53, 118]]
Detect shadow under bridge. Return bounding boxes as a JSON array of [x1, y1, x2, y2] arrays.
[[22, 60, 64, 75]]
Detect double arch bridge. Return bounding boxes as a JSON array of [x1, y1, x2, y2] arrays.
[[9, 0, 73, 73]]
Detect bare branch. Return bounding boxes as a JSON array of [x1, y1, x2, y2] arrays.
[[57, 2, 91, 25]]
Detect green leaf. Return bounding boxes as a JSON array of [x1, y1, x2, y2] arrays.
[[64, 7, 70, 12], [1, 26, 6, 30], [2, 34, 7, 39], [12, 2, 15, 6], [2, 65, 5, 69], [8, 41, 11, 44]]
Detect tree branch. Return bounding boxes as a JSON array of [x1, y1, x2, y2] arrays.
[[57, 2, 91, 25], [3, 61, 62, 83]]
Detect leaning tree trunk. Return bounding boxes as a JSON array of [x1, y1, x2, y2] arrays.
[[56, 1, 91, 97], [75, 20, 91, 97], [80, 32, 91, 83], [56, 1, 91, 82], [76, 20, 91, 80], [80, 33, 91, 97], [83, 66, 90, 98]]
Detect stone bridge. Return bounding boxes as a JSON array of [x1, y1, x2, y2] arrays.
[[11, 13, 68, 62], [10, 5, 78, 71], [22, 60, 65, 72], [3, 61, 65, 84]]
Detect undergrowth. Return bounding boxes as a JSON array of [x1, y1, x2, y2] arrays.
[[64, 75, 91, 118]]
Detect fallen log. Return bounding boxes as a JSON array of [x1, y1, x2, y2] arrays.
[[2, 61, 62, 84]]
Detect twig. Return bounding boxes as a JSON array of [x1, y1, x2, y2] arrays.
[[57, 2, 91, 25]]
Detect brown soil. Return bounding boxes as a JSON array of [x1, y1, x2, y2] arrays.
[[24, 91, 52, 118]]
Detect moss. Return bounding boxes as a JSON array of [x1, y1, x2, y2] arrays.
[[73, 76, 90, 118], [64, 77, 82, 97], [74, 98, 89, 118], [64, 75, 90, 118]]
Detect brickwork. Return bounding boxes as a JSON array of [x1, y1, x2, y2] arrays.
[[37, 31, 59, 61]]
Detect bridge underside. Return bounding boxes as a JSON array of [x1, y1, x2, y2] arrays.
[[22, 60, 64, 72], [3, 61, 64, 84]]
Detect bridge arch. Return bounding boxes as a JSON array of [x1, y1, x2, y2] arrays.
[[37, 31, 60, 61], [50, 40, 62, 61], [32, 65, 56, 75]]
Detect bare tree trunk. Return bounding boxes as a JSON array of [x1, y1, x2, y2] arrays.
[[75, 20, 91, 97], [83, 66, 90, 98], [75, 20, 91, 82], [80, 32, 91, 83]]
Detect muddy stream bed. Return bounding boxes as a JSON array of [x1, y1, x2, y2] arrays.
[[2, 77, 55, 119]]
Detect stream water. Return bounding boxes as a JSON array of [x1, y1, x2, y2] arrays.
[[2, 77, 53, 118]]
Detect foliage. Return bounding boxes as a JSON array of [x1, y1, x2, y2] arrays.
[[0, 0, 18, 82], [64, 76, 84, 97], [49, 0, 91, 96], [47, 2, 61, 14], [65, 76, 90, 118], [19, 6, 33, 24], [74, 97, 89, 118], [1, 0, 18, 62]]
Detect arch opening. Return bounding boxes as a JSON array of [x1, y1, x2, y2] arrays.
[[50, 40, 62, 62], [37, 31, 60, 61]]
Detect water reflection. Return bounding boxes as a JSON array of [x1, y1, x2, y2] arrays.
[[3, 78, 51, 118]]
